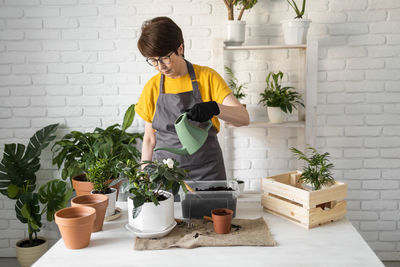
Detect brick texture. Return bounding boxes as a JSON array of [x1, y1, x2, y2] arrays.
[[0, 0, 399, 261]]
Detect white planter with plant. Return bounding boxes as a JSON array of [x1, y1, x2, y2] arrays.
[[223, 0, 258, 46], [259, 71, 304, 123], [117, 158, 189, 232], [127, 190, 174, 232], [88, 158, 117, 217], [281, 0, 311, 45], [225, 65, 247, 107]]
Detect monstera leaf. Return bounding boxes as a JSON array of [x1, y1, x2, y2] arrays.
[[15, 192, 42, 234], [0, 124, 58, 199], [39, 179, 73, 222]]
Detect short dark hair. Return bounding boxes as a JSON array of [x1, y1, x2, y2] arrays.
[[137, 17, 184, 58]]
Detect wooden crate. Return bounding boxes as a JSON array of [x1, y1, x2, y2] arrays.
[[261, 171, 347, 229]]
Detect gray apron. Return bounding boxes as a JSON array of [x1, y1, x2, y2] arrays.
[[152, 60, 226, 181]]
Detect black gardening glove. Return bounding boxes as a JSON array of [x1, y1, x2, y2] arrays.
[[187, 101, 220, 122]]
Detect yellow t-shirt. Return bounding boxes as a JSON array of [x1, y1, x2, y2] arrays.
[[135, 64, 232, 132]]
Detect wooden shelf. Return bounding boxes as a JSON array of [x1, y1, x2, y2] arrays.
[[224, 44, 307, 50], [226, 121, 305, 128]]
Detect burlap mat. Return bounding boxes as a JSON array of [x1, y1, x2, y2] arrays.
[[134, 217, 276, 250]]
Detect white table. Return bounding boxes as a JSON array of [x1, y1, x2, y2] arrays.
[[33, 194, 384, 267]]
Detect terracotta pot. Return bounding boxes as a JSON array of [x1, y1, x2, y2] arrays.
[[71, 174, 93, 196], [211, 208, 233, 234], [72, 173, 123, 200], [55, 206, 96, 249], [16, 237, 48, 267], [71, 194, 108, 232]]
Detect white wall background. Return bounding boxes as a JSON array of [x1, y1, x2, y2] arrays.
[[0, 0, 399, 261]]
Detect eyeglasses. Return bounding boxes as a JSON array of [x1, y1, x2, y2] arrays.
[[146, 52, 174, 67]]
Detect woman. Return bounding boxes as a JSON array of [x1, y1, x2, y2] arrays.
[[135, 17, 249, 181]]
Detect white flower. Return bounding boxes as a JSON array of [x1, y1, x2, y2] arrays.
[[163, 158, 174, 169]]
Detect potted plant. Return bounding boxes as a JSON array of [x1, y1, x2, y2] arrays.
[[259, 70, 304, 123], [0, 124, 73, 267], [225, 66, 247, 107], [281, 0, 312, 44], [117, 158, 189, 232], [87, 157, 117, 217], [52, 104, 143, 196], [223, 0, 258, 45], [290, 146, 335, 191]]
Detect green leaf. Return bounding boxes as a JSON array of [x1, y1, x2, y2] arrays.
[[24, 124, 58, 160], [122, 104, 136, 132], [20, 204, 30, 219], [7, 184, 19, 198], [39, 180, 72, 222]]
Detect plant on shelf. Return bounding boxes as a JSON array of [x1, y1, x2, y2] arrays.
[[225, 66, 247, 103], [290, 146, 335, 191], [281, 0, 311, 44], [224, 0, 258, 21], [287, 0, 306, 19], [116, 158, 189, 232], [0, 124, 73, 267], [259, 70, 304, 123], [52, 104, 143, 194], [223, 0, 258, 45]]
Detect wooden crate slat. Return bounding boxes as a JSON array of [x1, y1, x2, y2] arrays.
[[308, 200, 347, 228], [261, 194, 309, 223], [309, 182, 348, 207]]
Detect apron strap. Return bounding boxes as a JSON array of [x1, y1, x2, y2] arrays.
[[159, 73, 165, 94], [186, 60, 202, 103], [158, 60, 202, 103]]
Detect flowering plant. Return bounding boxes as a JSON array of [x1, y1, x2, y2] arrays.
[[116, 158, 189, 208]]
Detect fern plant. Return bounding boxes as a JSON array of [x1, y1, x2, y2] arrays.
[[290, 146, 335, 190], [225, 66, 247, 101], [287, 0, 306, 19], [259, 71, 304, 114]]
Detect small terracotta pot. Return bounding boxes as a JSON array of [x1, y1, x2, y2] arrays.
[[71, 194, 108, 232], [211, 208, 233, 234], [71, 174, 93, 196], [55, 206, 96, 249]]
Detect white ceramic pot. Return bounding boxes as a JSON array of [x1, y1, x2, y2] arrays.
[[92, 188, 117, 217], [16, 237, 48, 267], [281, 19, 311, 45], [238, 182, 245, 195], [225, 20, 246, 46], [128, 190, 174, 232], [267, 107, 285, 123]]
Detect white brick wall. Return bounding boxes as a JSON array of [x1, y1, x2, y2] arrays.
[[0, 0, 399, 261]]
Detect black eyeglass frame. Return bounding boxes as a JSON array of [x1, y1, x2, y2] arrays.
[[146, 52, 174, 67]]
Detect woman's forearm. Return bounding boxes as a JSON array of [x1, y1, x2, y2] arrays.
[[141, 122, 156, 162], [216, 94, 250, 127]]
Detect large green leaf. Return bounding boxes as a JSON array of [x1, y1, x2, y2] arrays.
[[122, 104, 136, 132], [24, 124, 59, 160], [15, 192, 42, 233], [39, 179, 73, 221], [0, 124, 58, 199]]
